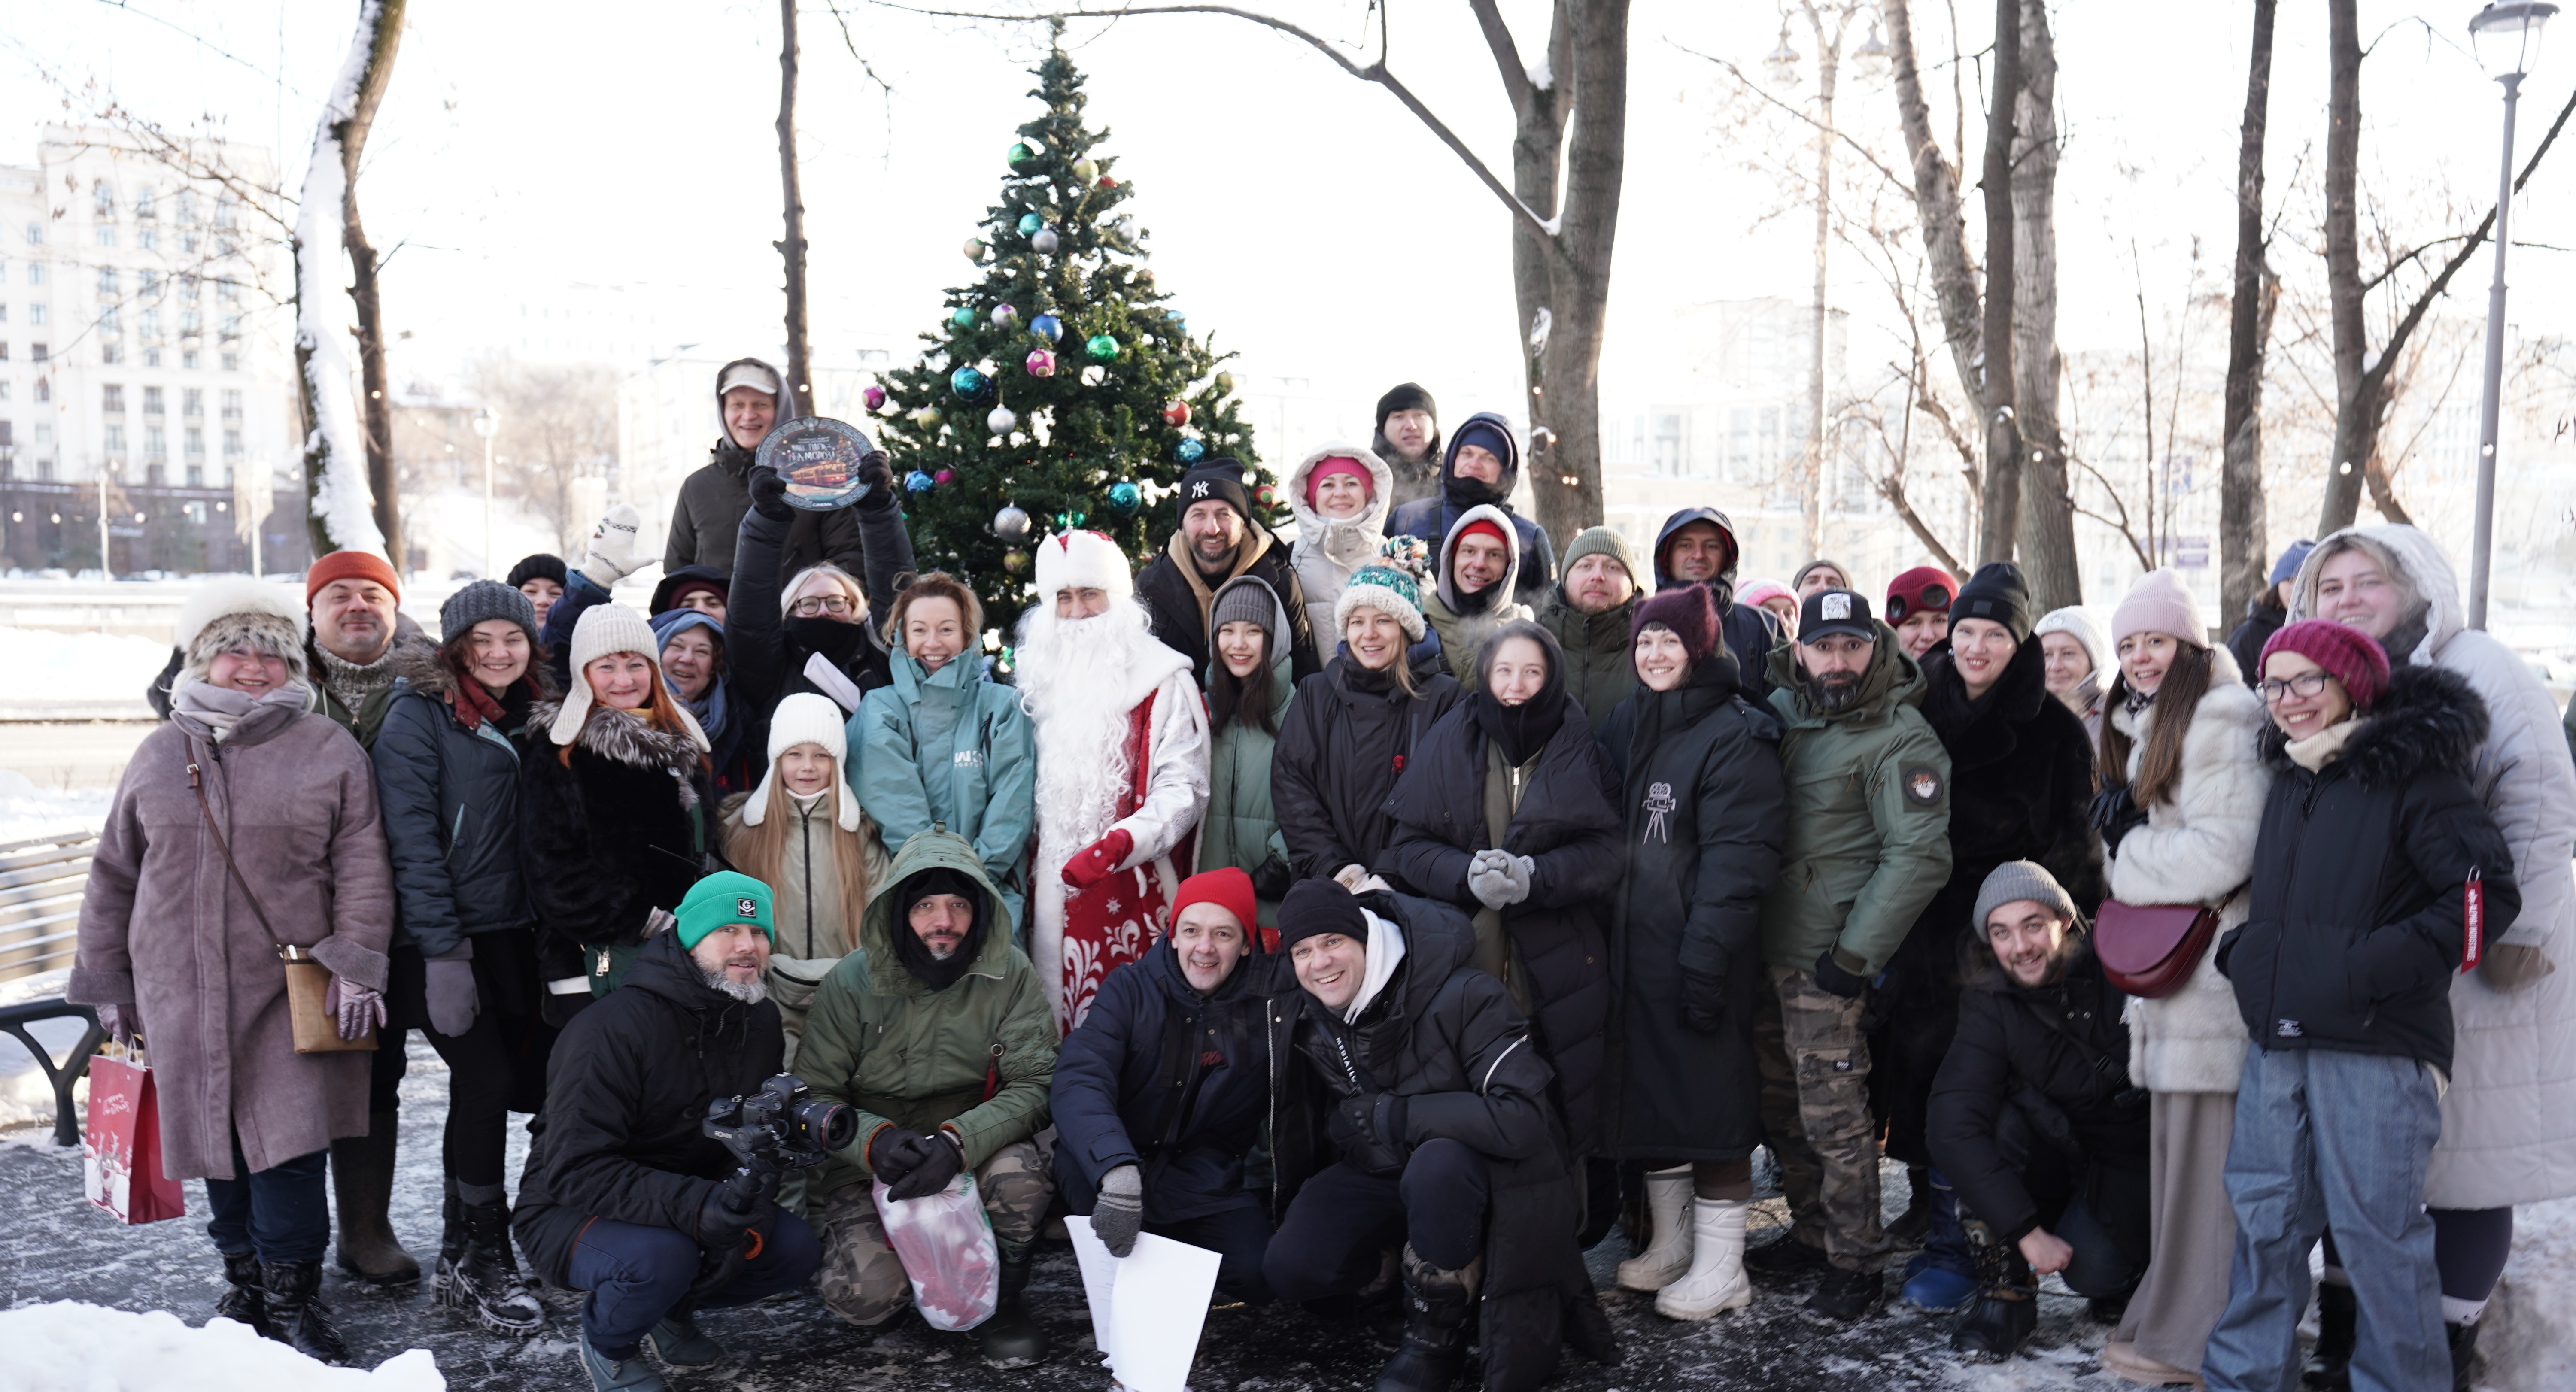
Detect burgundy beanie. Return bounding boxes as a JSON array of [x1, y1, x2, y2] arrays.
[[2260, 619, 2390, 710], [1631, 584, 1721, 663]]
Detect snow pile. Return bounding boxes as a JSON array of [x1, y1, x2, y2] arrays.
[[0, 627, 175, 702], [0, 776, 113, 844], [0, 1302, 443, 1389], [0, 968, 90, 1132], [2479, 1195, 2576, 1392]]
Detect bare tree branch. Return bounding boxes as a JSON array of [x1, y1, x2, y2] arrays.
[[1675, 42, 1910, 194]]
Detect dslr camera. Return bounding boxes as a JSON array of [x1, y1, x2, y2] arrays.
[[704, 1073, 858, 1178]]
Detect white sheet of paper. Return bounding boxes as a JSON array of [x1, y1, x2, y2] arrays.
[[1061, 1216, 1222, 1392]]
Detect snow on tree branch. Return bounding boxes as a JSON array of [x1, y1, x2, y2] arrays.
[[296, 0, 388, 555]]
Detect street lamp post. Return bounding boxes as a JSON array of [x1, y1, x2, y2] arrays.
[[471, 407, 498, 579], [2466, 0, 2556, 631]]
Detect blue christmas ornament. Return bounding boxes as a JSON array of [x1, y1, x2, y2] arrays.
[[1017, 212, 1043, 237], [950, 365, 988, 400], [950, 306, 975, 330], [1106, 480, 1142, 516], [1176, 438, 1206, 464], [905, 470, 936, 494], [1029, 313, 1064, 344], [1165, 309, 1186, 333]]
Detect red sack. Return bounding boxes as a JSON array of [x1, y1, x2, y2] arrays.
[[83, 1047, 186, 1225]]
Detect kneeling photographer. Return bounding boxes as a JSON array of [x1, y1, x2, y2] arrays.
[[794, 829, 1060, 1366], [514, 872, 825, 1391]]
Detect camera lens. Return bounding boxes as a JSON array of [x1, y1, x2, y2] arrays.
[[794, 1098, 859, 1152]]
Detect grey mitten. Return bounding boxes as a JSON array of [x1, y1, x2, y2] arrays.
[[1093, 1163, 1145, 1258], [423, 948, 479, 1037], [578, 503, 644, 588], [1492, 854, 1534, 907], [1465, 853, 1513, 911]]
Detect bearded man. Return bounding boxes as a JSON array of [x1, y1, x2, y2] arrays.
[[1016, 530, 1210, 1033]]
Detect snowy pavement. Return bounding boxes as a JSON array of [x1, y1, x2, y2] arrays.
[[0, 1039, 2162, 1392]]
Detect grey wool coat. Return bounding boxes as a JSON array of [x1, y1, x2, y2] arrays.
[[69, 701, 395, 1180]]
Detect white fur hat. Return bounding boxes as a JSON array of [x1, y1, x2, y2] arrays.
[[550, 603, 711, 752], [176, 576, 306, 654], [1032, 529, 1133, 604], [741, 692, 860, 831]]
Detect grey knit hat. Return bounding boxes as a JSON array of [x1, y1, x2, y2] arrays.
[[1973, 860, 2078, 933], [440, 579, 540, 646], [1210, 574, 1283, 638]]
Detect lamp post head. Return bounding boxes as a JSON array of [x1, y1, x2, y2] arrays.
[[2472, 1, 2557, 81], [1766, 23, 1802, 82], [471, 407, 498, 440]]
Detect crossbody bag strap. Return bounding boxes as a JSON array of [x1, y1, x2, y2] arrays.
[[186, 753, 287, 954]]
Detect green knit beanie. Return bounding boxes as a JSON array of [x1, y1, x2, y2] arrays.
[[675, 871, 775, 949], [1558, 526, 1639, 582]]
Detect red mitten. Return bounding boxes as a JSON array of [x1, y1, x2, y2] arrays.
[[1060, 828, 1135, 889]]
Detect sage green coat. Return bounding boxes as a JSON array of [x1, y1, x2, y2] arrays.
[[1196, 649, 1294, 928]]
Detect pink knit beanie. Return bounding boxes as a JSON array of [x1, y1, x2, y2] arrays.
[[2111, 569, 2206, 648]]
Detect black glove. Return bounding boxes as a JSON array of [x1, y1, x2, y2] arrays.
[[867, 1126, 931, 1182], [887, 1131, 966, 1201], [853, 450, 897, 512], [695, 1183, 761, 1255], [1813, 950, 1869, 1000], [1681, 965, 1730, 1034], [747, 464, 794, 521], [1327, 1092, 1412, 1175], [2088, 784, 2149, 856], [1250, 852, 1294, 903]]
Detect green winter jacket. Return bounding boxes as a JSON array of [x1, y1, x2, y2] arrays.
[[852, 650, 1036, 940], [1538, 591, 1640, 726], [1758, 623, 1954, 976], [1197, 650, 1295, 928], [793, 828, 1059, 1199]]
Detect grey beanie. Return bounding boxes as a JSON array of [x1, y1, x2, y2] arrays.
[[1210, 575, 1282, 638], [441, 579, 540, 646], [1972, 860, 2078, 933]]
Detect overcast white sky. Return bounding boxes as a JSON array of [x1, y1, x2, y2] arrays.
[[3, 0, 2569, 434]]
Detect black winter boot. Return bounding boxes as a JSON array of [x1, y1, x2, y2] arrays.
[[262, 1258, 349, 1365], [2300, 1282, 2355, 1390], [2446, 1320, 2482, 1392], [435, 1197, 544, 1335], [976, 1250, 1049, 1369], [1887, 1167, 1934, 1243], [331, 1114, 420, 1285], [213, 1251, 273, 1339], [1948, 1224, 2035, 1362], [1372, 1246, 1480, 1392]]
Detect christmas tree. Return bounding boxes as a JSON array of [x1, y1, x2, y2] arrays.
[[872, 41, 1275, 634]]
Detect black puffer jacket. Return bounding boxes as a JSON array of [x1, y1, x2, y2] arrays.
[[2224, 595, 2287, 690], [1927, 936, 2146, 1245], [1271, 649, 1465, 881], [512, 929, 786, 1287], [1276, 891, 1613, 1392], [2217, 665, 2521, 1072], [518, 701, 715, 989], [1593, 652, 1787, 1162], [1379, 698, 1621, 1152], [368, 649, 539, 958], [1051, 938, 1301, 1222], [1135, 528, 1322, 688], [728, 493, 915, 715], [1648, 507, 1786, 707]]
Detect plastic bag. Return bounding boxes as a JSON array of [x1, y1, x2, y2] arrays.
[[873, 1171, 1000, 1331]]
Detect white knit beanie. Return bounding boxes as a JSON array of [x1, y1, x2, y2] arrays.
[[741, 692, 860, 831], [2033, 605, 2111, 669], [550, 602, 711, 751], [2110, 569, 2207, 648]]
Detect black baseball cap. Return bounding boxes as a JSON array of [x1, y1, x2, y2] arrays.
[[1799, 588, 1877, 643]]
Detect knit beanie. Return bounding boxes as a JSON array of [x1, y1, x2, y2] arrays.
[[1558, 526, 1639, 585], [1884, 564, 1956, 623], [2111, 568, 2207, 647], [1737, 578, 1792, 612], [675, 871, 775, 950], [306, 548, 402, 604], [1277, 878, 1368, 952], [1176, 458, 1255, 525], [1375, 382, 1437, 432], [742, 692, 860, 831], [2260, 619, 2390, 710], [2032, 606, 2110, 669], [1972, 860, 2079, 934], [550, 603, 710, 751], [1791, 558, 1849, 592], [176, 576, 308, 682], [1173, 867, 1258, 936], [1335, 564, 1428, 643], [440, 579, 539, 647], [507, 554, 567, 590], [1950, 561, 2035, 643], [1453, 518, 1510, 564], [1449, 418, 1512, 470], [1210, 574, 1283, 638], [1630, 584, 1720, 661], [2269, 539, 2318, 588], [1304, 457, 1373, 509]]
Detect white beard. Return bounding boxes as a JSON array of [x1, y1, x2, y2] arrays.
[[1017, 601, 1160, 849]]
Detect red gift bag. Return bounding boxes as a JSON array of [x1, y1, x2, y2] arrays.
[[83, 1046, 186, 1225]]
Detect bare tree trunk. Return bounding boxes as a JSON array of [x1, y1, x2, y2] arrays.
[[1885, 0, 1984, 417], [1805, 36, 1840, 564], [2009, 0, 2077, 606], [2318, 0, 2374, 534], [2219, 0, 2279, 621], [1491, 1, 1571, 540], [1976, 0, 2023, 564], [777, 0, 814, 419], [298, 0, 406, 563]]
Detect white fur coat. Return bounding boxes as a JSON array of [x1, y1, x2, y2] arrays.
[[2107, 644, 2272, 1095]]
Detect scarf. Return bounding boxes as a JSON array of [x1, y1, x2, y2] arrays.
[[452, 675, 505, 731], [891, 866, 990, 992], [2121, 684, 2160, 717], [314, 639, 401, 717], [684, 671, 732, 744], [1471, 651, 1570, 769], [2285, 717, 2361, 772], [170, 678, 312, 743]]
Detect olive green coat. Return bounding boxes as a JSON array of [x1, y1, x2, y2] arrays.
[[1758, 624, 1954, 976], [793, 829, 1059, 1199]]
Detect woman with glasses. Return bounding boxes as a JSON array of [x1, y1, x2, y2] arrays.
[[730, 454, 916, 719], [1885, 565, 1959, 662]]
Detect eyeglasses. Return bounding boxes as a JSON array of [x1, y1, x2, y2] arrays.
[[1884, 584, 1951, 622], [2259, 671, 2340, 704], [790, 594, 855, 617]]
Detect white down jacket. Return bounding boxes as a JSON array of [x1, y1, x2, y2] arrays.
[[2292, 524, 2576, 1207], [2109, 643, 2272, 1095], [1285, 443, 1394, 646]]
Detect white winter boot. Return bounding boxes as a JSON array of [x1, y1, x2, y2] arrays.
[[1654, 1197, 1753, 1320], [1615, 1166, 1694, 1292]]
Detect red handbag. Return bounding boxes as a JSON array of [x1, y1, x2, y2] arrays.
[[2096, 891, 2239, 999]]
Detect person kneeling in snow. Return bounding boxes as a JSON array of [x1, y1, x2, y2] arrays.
[[1261, 880, 1615, 1392], [512, 873, 822, 1392]]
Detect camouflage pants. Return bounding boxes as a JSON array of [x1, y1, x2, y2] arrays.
[[1753, 964, 1889, 1273], [815, 1140, 1053, 1328]]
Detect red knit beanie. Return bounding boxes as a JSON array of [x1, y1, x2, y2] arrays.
[[1455, 519, 1509, 556], [306, 549, 402, 604], [2260, 619, 2390, 710], [1884, 564, 1955, 622], [1173, 867, 1258, 937]]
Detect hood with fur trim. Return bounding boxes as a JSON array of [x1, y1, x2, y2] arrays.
[[1286, 441, 1394, 570], [2261, 664, 2489, 790], [530, 697, 708, 809]]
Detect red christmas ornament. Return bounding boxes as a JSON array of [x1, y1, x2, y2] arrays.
[[1097, 176, 1118, 191], [1163, 400, 1191, 428]]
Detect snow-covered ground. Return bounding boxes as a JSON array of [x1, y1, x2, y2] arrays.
[[0, 1302, 442, 1390], [0, 776, 115, 840], [0, 628, 175, 707]]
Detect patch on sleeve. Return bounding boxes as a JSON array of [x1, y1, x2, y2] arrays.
[[1902, 764, 1945, 807]]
